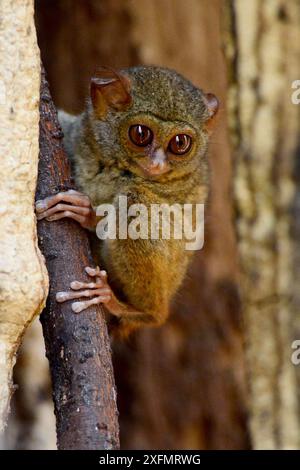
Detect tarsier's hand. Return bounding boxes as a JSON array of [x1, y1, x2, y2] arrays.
[[35, 189, 97, 230]]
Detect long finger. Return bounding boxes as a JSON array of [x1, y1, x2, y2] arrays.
[[44, 210, 87, 225], [36, 203, 91, 220], [36, 190, 90, 212], [72, 295, 112, 314], [56, 287, 111, 302], [70, 280, 103, 290]]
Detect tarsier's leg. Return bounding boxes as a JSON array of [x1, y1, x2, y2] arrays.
[[56, 266, 143, 318], [36, 189, 97, 230]]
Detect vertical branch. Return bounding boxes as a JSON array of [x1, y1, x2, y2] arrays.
[[36, 67, 119, 450]]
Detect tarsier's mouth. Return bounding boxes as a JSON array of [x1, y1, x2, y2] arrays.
[[138, 162, 171, 178]]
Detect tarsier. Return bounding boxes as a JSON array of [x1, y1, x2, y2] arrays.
[[36, 66, 218, 336]]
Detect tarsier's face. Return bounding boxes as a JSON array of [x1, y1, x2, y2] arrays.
[[119, 113, 199, 178], [89, 66, 218, 181]]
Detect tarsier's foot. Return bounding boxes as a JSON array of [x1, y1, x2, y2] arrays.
[[56, 266, 135, 317], [35, 189, 97, 230], [56, 266, 113, 313]]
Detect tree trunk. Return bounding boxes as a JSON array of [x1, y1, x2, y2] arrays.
[[0, 0, 48, 431], [224, 0, 300, 449], [36, 67, 119, 450]]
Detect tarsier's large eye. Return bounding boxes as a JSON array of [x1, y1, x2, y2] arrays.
[[168, 134, 192, 155], [129, 124, 153, 147]]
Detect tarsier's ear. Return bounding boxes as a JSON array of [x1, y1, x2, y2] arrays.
[[90, 67, 132, 119], [203, 93, 219, 131]]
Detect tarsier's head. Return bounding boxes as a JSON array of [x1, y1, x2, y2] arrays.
[[88, 66, 218, 181]]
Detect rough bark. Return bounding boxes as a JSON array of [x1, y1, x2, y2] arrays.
[[0, 0, 48, 431], [225, 0, 300, 449], [36, 67, 119, 450], [33, 0, 250, 450]]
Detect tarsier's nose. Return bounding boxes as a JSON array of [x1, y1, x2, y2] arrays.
[[151, 147, 166, 167], [146, 147, 169, 176]]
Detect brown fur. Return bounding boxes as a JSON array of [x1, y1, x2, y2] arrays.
[[58, 66, 218, 336]]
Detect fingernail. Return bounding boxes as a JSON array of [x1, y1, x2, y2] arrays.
[[70, 281, 81, 289], [35, 201, 46, 212], [85, 266, 95, 274], [56, 292, 67, 302], [72, 302, 84, 313]]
